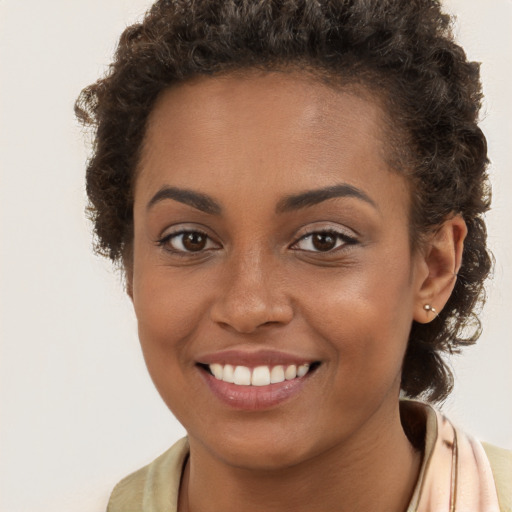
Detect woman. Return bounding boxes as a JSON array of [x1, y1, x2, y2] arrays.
[[75, 0, 511, 510]]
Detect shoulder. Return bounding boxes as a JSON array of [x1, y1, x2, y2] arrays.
[[482, 442, 512, 512], [107, 437, 189, 512]]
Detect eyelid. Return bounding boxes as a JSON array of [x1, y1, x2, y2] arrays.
[[155, 223, 358, 255], [156, 224, 221, 254], [290, 225, 358, 252], [157, 222, 217, 241]]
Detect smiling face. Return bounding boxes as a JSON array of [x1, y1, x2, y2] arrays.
[[130, 71, 430, 470]]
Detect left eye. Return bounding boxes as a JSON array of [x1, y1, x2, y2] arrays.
[[159, 230, 218, 253], [292, 231, 355, 252]]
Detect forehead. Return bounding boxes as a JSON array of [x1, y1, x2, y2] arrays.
[[143, 71, 388, 147], [136, 71, 407, 214]]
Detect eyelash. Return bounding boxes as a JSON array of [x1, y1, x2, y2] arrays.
[[156, 227, 358, 256], [156, 229, 217, 256], [291, 229, 358, 253]]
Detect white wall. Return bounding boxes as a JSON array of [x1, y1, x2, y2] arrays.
[[0, 1, 510, 511]]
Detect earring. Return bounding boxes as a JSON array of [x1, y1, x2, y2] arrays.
[[423, 304, 437, 314]]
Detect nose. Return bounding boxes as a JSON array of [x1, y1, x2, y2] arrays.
[[209, 251, 294, 334]]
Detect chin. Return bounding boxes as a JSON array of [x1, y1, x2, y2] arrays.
[[193, 422, 329, 472], [219, 443, 314, 472]]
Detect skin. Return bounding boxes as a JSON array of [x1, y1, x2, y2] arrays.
[[129, 71, 466, 512]]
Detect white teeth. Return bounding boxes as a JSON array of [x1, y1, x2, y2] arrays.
[[297, 364, 310, 377], [223, 364, 235, 383], [233, 366, 251, 386], [210, 363, 223, 380], [207, 362, 313, 386], [285, 365, 297, 380], [270, 365, 285, 384], [252, 366, 271, 386]]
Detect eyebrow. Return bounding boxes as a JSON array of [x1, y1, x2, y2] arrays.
[[146, 183, 377, 215], [275, 184, 377, 213], [147, 186, 222, 215]]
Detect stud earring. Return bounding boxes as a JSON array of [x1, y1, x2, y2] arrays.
[[423, 304, 437, 314]]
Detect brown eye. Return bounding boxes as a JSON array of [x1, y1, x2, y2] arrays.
[[158, 230, 218, 254], [182, 232, 207, 251], [292, 229, 357, 253], [312, 232, 337, 251]]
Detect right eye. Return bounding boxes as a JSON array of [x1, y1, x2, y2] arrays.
[[290, 228, 358, 254], [157, 230, 219, 254]]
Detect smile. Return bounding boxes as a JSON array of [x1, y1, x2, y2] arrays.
[[207, 363, 312, 386], [196, 356, 321, 410]]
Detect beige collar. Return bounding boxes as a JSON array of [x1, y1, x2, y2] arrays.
[[405, 401, 500, 511]]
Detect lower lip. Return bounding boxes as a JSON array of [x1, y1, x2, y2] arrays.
[[200, 370, 309, 410]]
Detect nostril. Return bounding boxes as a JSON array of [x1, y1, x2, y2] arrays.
[[261, 320, 283, 327], [210, 293, 294, 334]]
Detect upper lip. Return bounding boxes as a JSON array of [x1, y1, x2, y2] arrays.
[[197, 349, 318, 367]]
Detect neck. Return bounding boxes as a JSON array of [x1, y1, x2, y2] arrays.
[[178, 402, 422, 512]]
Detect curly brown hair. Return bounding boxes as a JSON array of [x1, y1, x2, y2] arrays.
[[75, 0, 492, 403]]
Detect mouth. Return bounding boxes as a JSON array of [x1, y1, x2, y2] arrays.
[[196, 353, 321, 410], [198, 361, 320, 386]]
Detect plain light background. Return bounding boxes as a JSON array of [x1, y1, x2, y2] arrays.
[[0, 1, 510, 511]]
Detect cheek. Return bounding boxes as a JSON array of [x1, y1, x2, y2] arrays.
[[132, 270, 206, 419], [297, 258, 415, 380], [133, 252, 209, 333], [131, 264, 207, 380]]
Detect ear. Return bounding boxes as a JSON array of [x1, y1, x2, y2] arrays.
[[413, 215, 467, 324]]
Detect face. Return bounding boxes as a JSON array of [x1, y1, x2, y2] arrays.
[[130, 72, 428, 470]]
